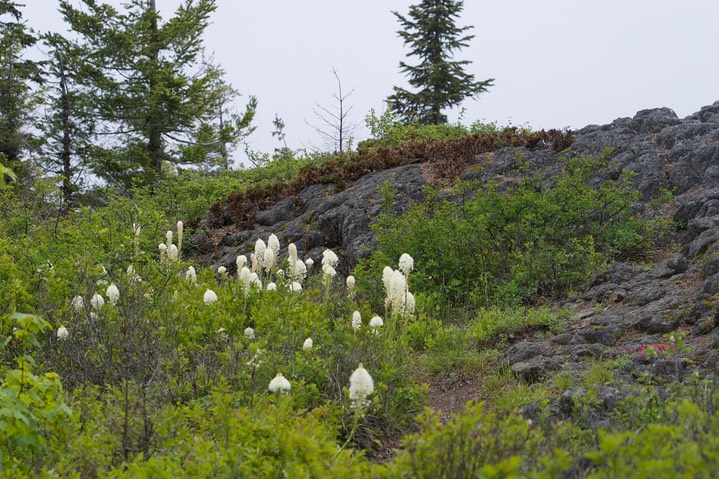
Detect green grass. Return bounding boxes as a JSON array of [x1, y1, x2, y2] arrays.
[[468, 307, 566, 346]]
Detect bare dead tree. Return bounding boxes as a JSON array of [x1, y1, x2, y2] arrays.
[[306, 68, 360, 154]]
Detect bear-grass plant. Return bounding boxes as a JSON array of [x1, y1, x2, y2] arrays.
[[1, 185, 426, 474]]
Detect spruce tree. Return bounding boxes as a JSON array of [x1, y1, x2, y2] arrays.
[[37, 33, 98, 205], [59, 0, 255, 185], [0, 0, 42, 174], [387, 0, 494, 125]]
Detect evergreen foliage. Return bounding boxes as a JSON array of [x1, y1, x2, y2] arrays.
[[57, 0, 255, 185], [387, 0, 494, 125], [0, 0, 42, 175], [36, 34, 97, 205]]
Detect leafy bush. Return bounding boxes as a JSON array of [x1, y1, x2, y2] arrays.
[[358, 154, 666, 311], [0, 181, 427, 474], [468, 307, 566, 346], [382, 379, 719, 478], [361, 109, 487, 149], [0, 314, 74, 474]]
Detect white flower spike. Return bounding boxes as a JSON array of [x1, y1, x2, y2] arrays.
[[351, 311, 362, 331], [349, 363, 374, 409], [268, 233, 280, 257], [399, 253, 414, 276], [203, 289, 218, 305], [90, 293, 105, 311], [57, 326, 69, 340], [303, 337, 313, 350], [322, 248, 338, 269], [244, 327, 255, 340], [71, 295, 85, 311], [106, 284, 120, 306], [236, 255, 247, 271], [186, 266, 197, 284], [268, 372, 291, 393]]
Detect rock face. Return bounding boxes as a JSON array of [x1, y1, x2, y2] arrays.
[[205, 163, 425, 275], [201, 103, 719, 276], [186, 100, 719, 437], [199, 100, 719, 418]]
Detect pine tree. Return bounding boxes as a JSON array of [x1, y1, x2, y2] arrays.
[[37, 34, 97, 205], [0, 1, 42, 174], [387, 0, 494, 125], [59, 0, 255, 185]]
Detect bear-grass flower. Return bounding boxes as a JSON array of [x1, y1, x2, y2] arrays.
[[268, 233, 280, 257], [305, 258, 314, 269], [263, 248, 276, 273], [244, 327, 255, 340], [349, 363, 374, 409], [322, 248, 338, 269], [389, 270, 407, 311], [217, 265, 227, 276], [254, 239, 266, 271], [369, 315, 383, 330], [90, 293, 105, 311], [249, 272, 262, 290], [303, 337, 313, 350], [404, 292, 416, 316], [167, 244, 179, 261], [268, 373, 291, 393], [398, 253, 414, 277], [382, 266, 393, 301], [323, 265, 336, 279], [203, 289, 218, 305], [158, 243, 167, 256], [106, 284, 120, 306], [176, 221, 183, 256], [267, 282, 277, 291], [236, 254, 247, 271], [57, 325, 69, 340], [165, 230, 173, 251], [351, 311, 362, 331], [293, 259, 307, 283], [288, 242, 298, 275], [185, 266, 197, 284], [346, 275, 356, 300], [71, 295, 84, 311], [250, 253, 258, 273], [239, 266, 252, 290], [289, 281, 302, 291]]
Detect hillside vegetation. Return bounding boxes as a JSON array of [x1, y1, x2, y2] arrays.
[[4, 112, 719, 478]]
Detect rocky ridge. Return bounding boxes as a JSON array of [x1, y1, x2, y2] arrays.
[[197, 101, 719, 417]]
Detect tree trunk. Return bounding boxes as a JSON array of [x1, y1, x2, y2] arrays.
[[57, 52, 74, 205], [147, 0, 163, 175]]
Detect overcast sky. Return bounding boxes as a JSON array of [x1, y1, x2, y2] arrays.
[[22, 1, 719, 167]]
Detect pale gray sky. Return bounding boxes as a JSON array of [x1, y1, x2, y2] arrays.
[[22, 1, 719, 166]]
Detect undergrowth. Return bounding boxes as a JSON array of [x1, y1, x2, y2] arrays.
[[356, 153, 668, 313]]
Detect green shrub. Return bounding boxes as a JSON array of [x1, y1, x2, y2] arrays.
[[468, 307, 565, 346], [0, 314, 75, 474], [358, 154, 665, 311]]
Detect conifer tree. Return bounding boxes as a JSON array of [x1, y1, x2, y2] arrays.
[[59, 0, 255, 185], [0, 0, 42, 174], [387, 0, 494, 125], [37, 34, 97, 204]]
